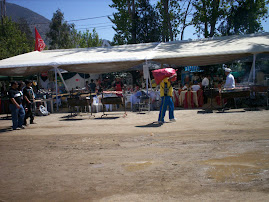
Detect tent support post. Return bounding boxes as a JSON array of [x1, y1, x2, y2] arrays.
[[55, 67, 69, 92], [54, 67, 59, 111], [248, 54, 257, 84], [143, 62, 150, 96]]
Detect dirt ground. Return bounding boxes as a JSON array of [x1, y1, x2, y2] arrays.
[[0, 108, 269, 202]]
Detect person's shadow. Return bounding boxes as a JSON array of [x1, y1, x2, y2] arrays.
[[136, 121, 163, 128], [0, 127, 13, 134]]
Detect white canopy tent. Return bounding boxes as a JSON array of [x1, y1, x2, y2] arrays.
[[1, 33, 268, 111], [0, 33, 268, 77]]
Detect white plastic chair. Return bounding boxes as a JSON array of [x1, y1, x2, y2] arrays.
[[90, 96, 103, 113]]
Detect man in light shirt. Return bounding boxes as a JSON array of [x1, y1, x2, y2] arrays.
[[223, 68, 236, 109], [223, 68, 235, 89], [201, 75, 209, 104], [202, 75, 209, 88]]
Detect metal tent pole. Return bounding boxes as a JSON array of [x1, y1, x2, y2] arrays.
[[54, 67, 59, 111], [55, 67, 69, 92], [248, 54, 256, 84]]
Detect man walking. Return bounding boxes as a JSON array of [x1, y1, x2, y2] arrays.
[[23, 80, 36, 125], [158, 74, 177, 124]]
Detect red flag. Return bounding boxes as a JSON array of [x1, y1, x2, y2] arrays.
[[35, 27, 46, 51]]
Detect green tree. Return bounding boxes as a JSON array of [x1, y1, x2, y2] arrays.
[[17, 17, 35, 49], [219, 0, 269, 35], [155, 0, 181, 41], [46, 9, 75, 49], [110, 0, 162, 44], [136, 0, 161, 43], [78, 28, 102, 48], [0, 17, 31, 60], [192, 0, 224, 38], [109, 0, 136, 45], [180, 0, 193, 40]]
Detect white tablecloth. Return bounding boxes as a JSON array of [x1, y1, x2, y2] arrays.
[[178, 91, 198, 107]]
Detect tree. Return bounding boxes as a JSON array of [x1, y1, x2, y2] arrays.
[[109, 0, 136, 45], [180, 0, 193, 40], [219, 0, 269, 36], [46, 9, 75, 49], [17, 17, 35, 49], [0, 17, 31, 60], [110, 0, 162, 44], [192, 0, 268, 38], [156, 0, 181, 42], [136, 0, 161, 43], [78, 28, 102, 48], [192, 0, 224, 38]]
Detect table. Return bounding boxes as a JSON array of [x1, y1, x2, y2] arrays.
[[179, 91, 198, 108]]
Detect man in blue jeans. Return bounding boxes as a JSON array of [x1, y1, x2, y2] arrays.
[[8, 81, 25, 130], [158, 74, 177, 124]]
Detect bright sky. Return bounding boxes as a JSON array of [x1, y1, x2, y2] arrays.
[[7, 0, 269, 42]]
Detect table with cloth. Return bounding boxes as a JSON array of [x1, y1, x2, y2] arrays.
[[178, 90, 199, 108]]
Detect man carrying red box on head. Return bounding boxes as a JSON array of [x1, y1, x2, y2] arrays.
[[152, 68, 177, 124]]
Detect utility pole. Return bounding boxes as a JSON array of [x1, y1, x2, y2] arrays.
[[1, 0, 6, 25]]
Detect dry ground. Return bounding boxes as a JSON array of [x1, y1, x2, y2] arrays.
[[0, 108, 269, 202]]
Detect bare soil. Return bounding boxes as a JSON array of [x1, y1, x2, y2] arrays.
[[0, 109, 269, 202]]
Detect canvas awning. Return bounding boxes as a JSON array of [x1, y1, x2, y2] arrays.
[[0, 33, 268, 76]]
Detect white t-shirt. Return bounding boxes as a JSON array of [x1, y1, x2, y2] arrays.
[[224, 73, 235, 88], [202, 77, 209, 87]]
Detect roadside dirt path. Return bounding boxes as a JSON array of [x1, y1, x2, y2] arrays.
[[0, 109, 269, 201]]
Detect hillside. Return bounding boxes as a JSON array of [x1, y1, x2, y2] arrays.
[[1, 1, 50, 43]]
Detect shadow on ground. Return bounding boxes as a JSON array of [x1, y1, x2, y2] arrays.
[[136, 121, 163, 128], [95, 117, 120, 120], [0, 127, 13, 133]]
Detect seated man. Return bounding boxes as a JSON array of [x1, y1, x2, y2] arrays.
[[191, 81, 200, 91]]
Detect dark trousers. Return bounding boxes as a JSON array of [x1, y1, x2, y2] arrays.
[[24, 102, 34, 124], [226, 98, 236, 109], [202, 86, 208, 104]]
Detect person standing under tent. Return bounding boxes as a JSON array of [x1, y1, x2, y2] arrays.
[[202, 75, 209, 104], [89, 79, 96, 93], [114, 77, 124, 92], [8, 81, 25, 130], [23, 80, 36, 125], [158, 74, 177, 124], [223, 68, 236, 109], [223, 68, 235, 89]]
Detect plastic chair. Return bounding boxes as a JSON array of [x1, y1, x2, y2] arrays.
[[125, 94, 132, 111], [90, 96, 103, 113]]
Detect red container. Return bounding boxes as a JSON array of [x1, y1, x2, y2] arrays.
[[152, 68, 177, 85]]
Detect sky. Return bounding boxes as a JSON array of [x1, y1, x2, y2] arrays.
[[6, 0, 269, 42]]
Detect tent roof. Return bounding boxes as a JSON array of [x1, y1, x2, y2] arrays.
[[148, 33, 269, 66], [0, 33, 269, 76]]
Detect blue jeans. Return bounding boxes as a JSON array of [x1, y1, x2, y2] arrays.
[[9, 104, 25, 129], [158, 96, 174, 122]]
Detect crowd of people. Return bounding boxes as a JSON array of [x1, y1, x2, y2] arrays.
[[3, 67, 236, 128]]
